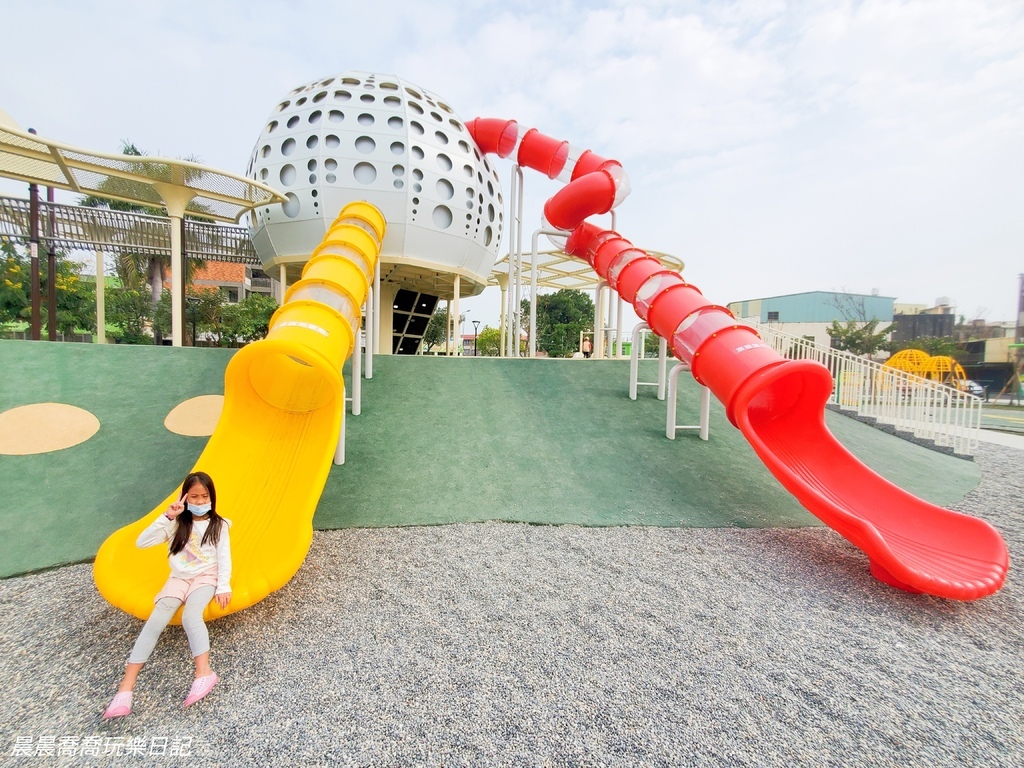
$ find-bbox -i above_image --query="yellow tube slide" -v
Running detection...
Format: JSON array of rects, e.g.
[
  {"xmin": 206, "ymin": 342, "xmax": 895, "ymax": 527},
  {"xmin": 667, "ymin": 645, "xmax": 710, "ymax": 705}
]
[{"xmin": 93, "ymin": 202, "xmax": 386, "ymax": 623}]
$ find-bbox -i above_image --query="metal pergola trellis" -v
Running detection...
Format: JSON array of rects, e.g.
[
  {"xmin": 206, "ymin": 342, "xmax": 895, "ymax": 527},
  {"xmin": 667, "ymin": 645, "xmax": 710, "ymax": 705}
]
[
  {"xmin": 0, "ymin": 109, "xmax": 284, "ymax": 344},
  {"xmin": 0, "ymin": 195, "xmax": 260, "ymax": 263}
]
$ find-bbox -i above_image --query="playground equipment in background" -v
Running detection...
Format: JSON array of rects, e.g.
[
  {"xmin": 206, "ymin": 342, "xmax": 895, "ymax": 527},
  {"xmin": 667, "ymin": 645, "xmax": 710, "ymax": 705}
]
[
  {"xmin": 926, "ymin": 356, "xmax": 968, "ymax": 386},
  {"xmin": 93, "ymin": 202, "xmax": 385, "ymax": 622},
  {"xmin": 885, "ymin": 349, "xmax": 970, "ymax": 389},
  {"xmin": 884, "ymin": 349, "xmax": 931, "ymax": 377},
  {"xmin": 467, "ymin": 117, "xmax": 1008, "ymax": 600}
]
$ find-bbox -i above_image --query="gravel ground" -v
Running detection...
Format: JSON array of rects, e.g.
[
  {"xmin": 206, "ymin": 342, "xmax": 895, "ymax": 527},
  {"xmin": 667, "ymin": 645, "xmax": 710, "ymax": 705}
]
[{"xmin": 1, "ymin": 442, "xmax": 1021, "ymax": 767}]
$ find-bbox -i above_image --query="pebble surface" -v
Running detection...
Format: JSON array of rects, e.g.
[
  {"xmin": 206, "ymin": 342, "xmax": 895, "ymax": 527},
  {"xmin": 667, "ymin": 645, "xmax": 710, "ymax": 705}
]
[{"xmin": 1, "ymin": 443, "xmax": 1021, "ymax": 767}]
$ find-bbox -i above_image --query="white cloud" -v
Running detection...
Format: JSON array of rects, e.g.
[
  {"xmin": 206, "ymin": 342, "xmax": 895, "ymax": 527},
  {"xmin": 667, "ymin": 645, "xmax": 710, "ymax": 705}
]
[{"xmin": 1, "ymin": 0, "xmax": 1022, "ymax": 326}]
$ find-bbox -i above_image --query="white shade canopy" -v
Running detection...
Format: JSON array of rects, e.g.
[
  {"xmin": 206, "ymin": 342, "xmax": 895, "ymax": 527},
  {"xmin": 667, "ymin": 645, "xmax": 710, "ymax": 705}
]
[{"xmin": 0, "ymin": 112, "xmax": 285, "ymax": 222}]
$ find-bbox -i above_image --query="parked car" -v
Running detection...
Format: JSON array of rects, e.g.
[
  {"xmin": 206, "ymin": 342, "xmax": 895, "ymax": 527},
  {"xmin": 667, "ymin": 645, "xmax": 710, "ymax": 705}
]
[{"xmin": 961, "ymin": 380, "xmax": 985, "ymax": 397}]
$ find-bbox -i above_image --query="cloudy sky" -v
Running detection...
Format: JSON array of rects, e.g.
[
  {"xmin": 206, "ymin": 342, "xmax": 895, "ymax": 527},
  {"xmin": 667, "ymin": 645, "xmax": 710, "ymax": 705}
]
[{"xmin": 2, "ymin": 0, "xmax": 1022, "ymax": 329}]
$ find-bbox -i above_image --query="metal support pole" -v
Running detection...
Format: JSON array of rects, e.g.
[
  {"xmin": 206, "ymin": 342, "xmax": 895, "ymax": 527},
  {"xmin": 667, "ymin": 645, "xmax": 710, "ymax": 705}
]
[
  {"xmin": 95, "ymin": 250, "xmax": 106, "ymax": 344},
  {"xmin": 615, "ymin": 295, "xmax": 623, "ymax": 358},
  {"xmin": 530, "ymin": 230, "xmax": 538, "ymax": 358},
  {"xmin": 505, "ymin": 272, "xmax": 512, "ymax": 356},
  {"xmin": 594, "ymin": 283, "xmax": 606, "ymax": 358},
  {"xmin": 46, "ymin": 188, "xmax": 56, "ymax": 341},
  {"xmin": 179, "ymin": 218, "xmax": 188, "ymax": 346},
  {"xmin": 657, "ymin": 336, "xmax": 668, "ymax": 400},
  {"xmin": 499, "ymin": 279, "xmax": 508, "ymax": 358},
  {"xmin": 372, "ymin": 260, "xmax": 381, "ymax": 359},
  {"xmin": 629, "ymin": 323, "xmax": 644, "ymax": 400},
  {"xmin": 699, "ymin": 386, "xmax": 711, "ymax": 441},
  {"xmin": 170, "ymin": 215, "xmax": 184, "ymax": 346},
  {"xmin": 629, "ymin": 323, "xmax": 668, "ymax": 400},
  {"xmin": 605, "ymin": 288, "xmax": 615, "ymax": 359},
  {"xmin": 510, "ymin": 165, "xmax": 524, "ymax": 357},
  {"xmin": 352, "ymin": 331, "xmax": 362, "ymax": 416},
  {"xmin": 28, "ymin": 177, "xmax": 40, "ymax": 340},
  {"xmin": 666, "ymin": 363, "xmax": 710, "ymax": 441},
  {"xmin": 334, "ymin": 384, "xmax": 346, "ymax": 465},
  {"xmin": 453, "ymin": 274, "xmax": 461, "ymax": 356},
  {"xmin": 529, "ymin": 228, "xmax": 562, "ymax": 358},
  {"xmin": 445, "ymin": 298, "xmax": 452, "ymax": 355},
  {"xmin": 278, "ymin": 264, "xmax": 287, "ymax": 303},
  {"xmin": 150, "ymin": 183, "xmax": 197, "ymax": 348},
  {"xmin": 364, "ymin": 285, "xmax": 373, "ymax": 379}
]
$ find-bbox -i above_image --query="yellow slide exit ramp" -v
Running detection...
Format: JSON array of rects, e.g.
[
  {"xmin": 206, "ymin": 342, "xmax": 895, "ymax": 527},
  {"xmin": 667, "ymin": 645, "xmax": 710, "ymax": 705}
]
[{"xmin": 93, "ymin": 202, "xmax": 385, "ymax": 623}]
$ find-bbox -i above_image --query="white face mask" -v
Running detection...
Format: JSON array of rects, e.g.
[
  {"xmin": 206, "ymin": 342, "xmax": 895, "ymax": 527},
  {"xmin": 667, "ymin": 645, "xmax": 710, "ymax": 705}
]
[{"xmin": 189, "ymin": 502, "xmax": 212, "ymax": 516}]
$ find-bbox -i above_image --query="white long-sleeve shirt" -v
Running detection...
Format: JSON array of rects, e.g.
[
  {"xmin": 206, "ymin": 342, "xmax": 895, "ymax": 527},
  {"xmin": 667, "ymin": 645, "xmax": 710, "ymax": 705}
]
[{"xmin": 136, "ymin": 514, "xmax": 232, "ymax": 594}]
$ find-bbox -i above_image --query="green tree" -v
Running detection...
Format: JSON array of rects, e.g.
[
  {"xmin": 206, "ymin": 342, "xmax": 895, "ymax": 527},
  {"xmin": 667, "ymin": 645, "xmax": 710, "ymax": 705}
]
[
  {"xmin": 155, "ymin": 290, "xmax": 277, "ymax": 347},
  {"xmin": 223, "ymin": 293, "xmax": 278, "ymax": 345},
  {"xmin": 196, "ymin": 290, "xmax": 228, "ymax": 345},
  {"xmin": 40, "ymin": 254, "xmax": 96, "ymax": 337},
  {"xmin": 1, "ymin": 241, "xmax": 95, "ymax": 337},
  {"xmin": 644, "ymin": 330, "xmax": 662, "ymax": 358},
  {"xmin": 153, "ymin": 289, "xmax": 172, "ymax": 341},
  {"xmin": 475, "ymin": 325, "xmax": 501, "ymax": 356},
  {"xmin": 524, "ymin": 289, "xmax": 594, "ymax": 359},
  {"xmin": 826, "ymin": 319, "xmax": 894, "ymax": 357},
  {"xmin": 0, "ymin": 240, "xmax": 29, "ymax": 326},
  {"xmin": 107, "ymin": 287, "xmax": 154, "ymax": 344},
  {"xmin": 888, "ymin": 336, "xmax": 961, "ymax": 358},
  {"xmin": 423, "ymin": 307, "xmax": 447, "ymax": 351},
  {"xmin": 422, "ymin": 307, "xmax": 465, "ymax": 353},
  {"xmin": 155, "ymin": 289, "xmax": 230, "ymax": 346}
]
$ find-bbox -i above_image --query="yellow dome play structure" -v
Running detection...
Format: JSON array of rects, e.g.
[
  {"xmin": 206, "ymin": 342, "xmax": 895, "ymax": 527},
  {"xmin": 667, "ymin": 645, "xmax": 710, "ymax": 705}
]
[
  {"xmin": 93, "ymin": 201, "xmax": 385, "ymax": 623},
  {"xmin": 884, "ymin": 349, "xmax": 931, "ymax": 377},
  {"xmin": 883, "ymin": 349, "xmax": 968, "ymax": 388},
  {"xmin": 925, "ymin": 355, "xmax": 968, "ymax": 386}
]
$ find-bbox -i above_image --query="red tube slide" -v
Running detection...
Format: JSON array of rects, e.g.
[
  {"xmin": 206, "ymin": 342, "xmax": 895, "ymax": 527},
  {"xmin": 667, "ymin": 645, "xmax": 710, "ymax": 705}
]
[{"xmin": 468, "ymin": 118, "xmax": 1008, "ymax": 600}]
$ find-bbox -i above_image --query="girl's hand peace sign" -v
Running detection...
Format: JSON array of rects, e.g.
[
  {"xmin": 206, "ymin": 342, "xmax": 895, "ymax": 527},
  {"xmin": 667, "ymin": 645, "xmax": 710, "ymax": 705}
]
[{"xmin": 165, "ymin": 494, "xmax": 186, "ymax": 520}]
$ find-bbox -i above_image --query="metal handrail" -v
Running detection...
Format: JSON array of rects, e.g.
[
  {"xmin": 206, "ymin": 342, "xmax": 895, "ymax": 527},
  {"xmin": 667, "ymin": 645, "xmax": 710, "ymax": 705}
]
[{"xmin": 748, "ymin": 320, "xmax": 982, "ymax": 456}]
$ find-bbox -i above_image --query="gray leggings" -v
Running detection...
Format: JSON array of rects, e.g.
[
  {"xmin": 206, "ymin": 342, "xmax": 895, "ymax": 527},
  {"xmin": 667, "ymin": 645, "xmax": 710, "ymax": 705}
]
[{"xmin": 127, "ymin": 586, "xmax": 216, "ymax": 664}]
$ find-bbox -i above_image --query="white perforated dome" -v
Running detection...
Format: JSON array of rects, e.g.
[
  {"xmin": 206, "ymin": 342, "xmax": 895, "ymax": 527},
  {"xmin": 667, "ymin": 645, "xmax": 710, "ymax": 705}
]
[{"xmin": 246, "ymin": 71, "xmax": 503, "ymax": 289}]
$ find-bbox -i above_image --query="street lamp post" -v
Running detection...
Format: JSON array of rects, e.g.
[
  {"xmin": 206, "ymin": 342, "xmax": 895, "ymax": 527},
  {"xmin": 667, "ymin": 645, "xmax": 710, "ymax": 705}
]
[{"xmin": 472, "ymin": 319, "xmax": 480, "ymax": 356}]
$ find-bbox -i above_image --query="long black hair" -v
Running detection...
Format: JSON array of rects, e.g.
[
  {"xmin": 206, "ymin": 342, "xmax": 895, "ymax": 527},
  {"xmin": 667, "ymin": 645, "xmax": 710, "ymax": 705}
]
[{"xmin": 169, "ymin": 471, "xmax": 225, "ymax": 555}]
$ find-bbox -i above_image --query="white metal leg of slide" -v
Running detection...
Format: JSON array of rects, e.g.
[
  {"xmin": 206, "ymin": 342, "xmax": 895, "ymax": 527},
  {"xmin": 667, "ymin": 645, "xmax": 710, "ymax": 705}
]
[
  {"xmin": 367, "ymin": 262, "xmax": 380, "ymax": 379},
  {"xmin": 364, "ymin": 289, "xmax": 373, "ymax": 380},
  {"xmin": 336, "ymin": 332, "xmax": 367, "ymax": 466},
  {"xmin": 666, "ymin": 363, "xmax": 710, "ymax": 441},
  {"xmin": 628, "ymin": 323, "xmax": 669, "ymax": 401},
  {"xmin": 334, "ymin": 383, "xmax": 347, "ymax": 466},
  {"xmin": 352, "ymin": 334, "xmax": 362, "ymax": 417}
]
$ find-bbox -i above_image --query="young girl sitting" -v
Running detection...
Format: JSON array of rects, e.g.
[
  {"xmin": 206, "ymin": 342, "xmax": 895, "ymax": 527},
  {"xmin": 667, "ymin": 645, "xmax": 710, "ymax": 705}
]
[{"xmin": 104, "ymin": 471, "xmax": 232, "ymax": 718}]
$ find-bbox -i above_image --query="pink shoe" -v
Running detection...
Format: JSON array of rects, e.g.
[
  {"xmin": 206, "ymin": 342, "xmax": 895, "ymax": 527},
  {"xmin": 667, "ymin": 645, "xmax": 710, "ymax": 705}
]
[
  {"xmin": 183, "ymin": 672, "xmax": 219, "ymax": 708},
  {"xmin": 103, "ymin": 691, "xmax": 132, "ymax": 719}
]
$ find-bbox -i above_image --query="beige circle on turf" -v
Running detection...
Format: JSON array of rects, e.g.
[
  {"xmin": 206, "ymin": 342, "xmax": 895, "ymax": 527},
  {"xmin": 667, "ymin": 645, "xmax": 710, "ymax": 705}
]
[
  {"xmin": 0, "ymin": 403, "xmax": 100, "ymax": 455},
  {"xmin": 164, "ymin": 395, "xmax": 224, "ymax": 436}
]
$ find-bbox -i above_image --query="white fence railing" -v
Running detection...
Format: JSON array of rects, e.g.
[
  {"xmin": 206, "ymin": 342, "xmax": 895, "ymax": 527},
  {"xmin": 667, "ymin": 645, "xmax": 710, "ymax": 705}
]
[{"xmin": 747, "ymin": 320, "xmax": 982, "ymax": 457}]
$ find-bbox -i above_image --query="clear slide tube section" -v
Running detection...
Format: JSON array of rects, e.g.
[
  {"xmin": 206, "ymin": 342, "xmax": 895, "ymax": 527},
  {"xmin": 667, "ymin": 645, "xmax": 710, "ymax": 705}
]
[{"xmin": 256, "ymin": 203, "xmax": 385, "ymax": 410}]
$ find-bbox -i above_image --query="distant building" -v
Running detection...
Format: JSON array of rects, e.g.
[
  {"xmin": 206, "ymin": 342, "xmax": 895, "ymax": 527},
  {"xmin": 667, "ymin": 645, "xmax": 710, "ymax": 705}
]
[
  {"xmin": 727, "ymin": 290, "xmax": 896, "ymax": 349},
  {"xmin": 893, "ymin": 302, "xmax": 927, "ymax": 316},
  {"xmin": 891, "ymin": 313, "xmax": 954, "ymax": 343},
  {"xmin": 1017, "ymin": 273, "xmax": 1024, "ymax": 344},
  {"xmin": 190, "ymin": 262, "xmax": 276, "ymax": 303},
  {"xmin": 165, "ymin": 262, "xmax": 277, "ymax": 304}
]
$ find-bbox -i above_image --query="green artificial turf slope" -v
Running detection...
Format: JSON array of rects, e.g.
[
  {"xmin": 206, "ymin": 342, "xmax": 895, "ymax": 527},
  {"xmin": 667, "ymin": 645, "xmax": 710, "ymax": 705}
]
[
  {"xmin": 0, "ymin": 341, "xmax": 981, "ymax": 577},
  {"xmin": 323, "ymin": 356, "xmax": 979, "ymax": 530}
]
